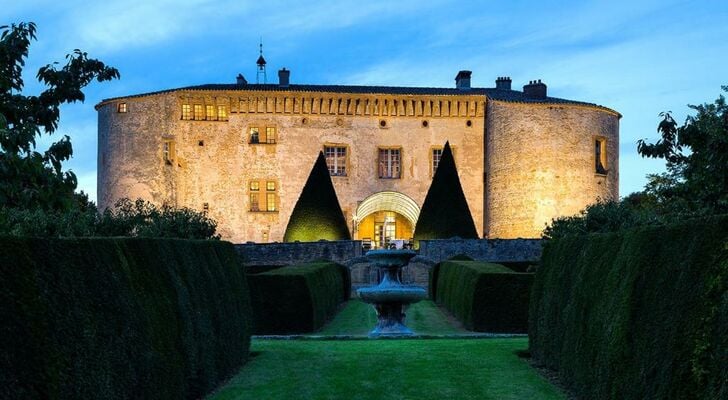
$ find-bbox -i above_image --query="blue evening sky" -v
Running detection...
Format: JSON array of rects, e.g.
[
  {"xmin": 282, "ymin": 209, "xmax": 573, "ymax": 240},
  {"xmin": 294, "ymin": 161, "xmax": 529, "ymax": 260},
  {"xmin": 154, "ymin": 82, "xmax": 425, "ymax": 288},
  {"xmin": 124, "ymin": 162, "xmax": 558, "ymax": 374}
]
[{"xmin": 4, "ymin": 0, "xmax": 727, "ymax": 204}]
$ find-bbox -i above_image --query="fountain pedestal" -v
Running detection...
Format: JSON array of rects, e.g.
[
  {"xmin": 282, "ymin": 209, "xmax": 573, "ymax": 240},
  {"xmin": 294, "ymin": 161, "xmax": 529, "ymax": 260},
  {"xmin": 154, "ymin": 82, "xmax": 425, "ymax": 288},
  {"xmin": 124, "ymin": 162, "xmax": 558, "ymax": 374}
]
[{"xmin": 357, "ymin": 250, "xmax": 426, "ymax": 337}]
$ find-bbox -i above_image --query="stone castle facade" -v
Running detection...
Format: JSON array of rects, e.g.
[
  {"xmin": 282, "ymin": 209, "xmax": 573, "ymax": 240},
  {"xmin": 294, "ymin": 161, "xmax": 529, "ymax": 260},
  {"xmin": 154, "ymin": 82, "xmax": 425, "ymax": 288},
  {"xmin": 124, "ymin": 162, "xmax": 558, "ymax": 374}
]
[{"xmin": 96, "ymin": 69, "xmax": 619, "ymax": 244}]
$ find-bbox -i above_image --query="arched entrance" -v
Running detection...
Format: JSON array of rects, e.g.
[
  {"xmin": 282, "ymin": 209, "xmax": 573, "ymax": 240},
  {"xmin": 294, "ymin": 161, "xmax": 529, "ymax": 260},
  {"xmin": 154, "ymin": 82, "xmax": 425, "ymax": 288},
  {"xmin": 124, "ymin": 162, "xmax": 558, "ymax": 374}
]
[{"xmin": 353, "ymin": 191, "xmax": 420, "ymax": 249}]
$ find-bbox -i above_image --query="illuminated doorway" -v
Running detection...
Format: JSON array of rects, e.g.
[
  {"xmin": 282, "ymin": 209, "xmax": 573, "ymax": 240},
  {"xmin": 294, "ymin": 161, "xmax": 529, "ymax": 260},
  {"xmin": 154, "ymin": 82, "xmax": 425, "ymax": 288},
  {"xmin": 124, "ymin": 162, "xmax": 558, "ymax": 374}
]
[{"xmin": 353, "ymin": 191, "xmax": 420, "ymax": 249}]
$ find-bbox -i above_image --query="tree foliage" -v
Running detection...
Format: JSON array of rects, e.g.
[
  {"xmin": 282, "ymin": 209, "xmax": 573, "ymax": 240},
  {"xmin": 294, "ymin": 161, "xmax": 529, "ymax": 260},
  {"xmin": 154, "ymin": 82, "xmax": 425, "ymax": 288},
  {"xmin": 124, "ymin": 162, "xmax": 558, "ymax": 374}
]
[
  {"xmin": 545, "ymin": 86, "xmax": 728, "ymax": 239},
  {"xmin": 637, "ymin": 86, "xmax": 728, "ymax": 214},
  {"xmin": 0, "ymin": 197, "xmax": 220, "ymax": 239},
  {"xmin": 0, "ymin": 22, "xmax": 119, "ymax": 211},
  {"xmin": 414, "ymin": 141, "xmax": 478, "ymax": 242},
  {"xmin": 283, "ymin": 151, "xmax": 351, "ymax": 242}
]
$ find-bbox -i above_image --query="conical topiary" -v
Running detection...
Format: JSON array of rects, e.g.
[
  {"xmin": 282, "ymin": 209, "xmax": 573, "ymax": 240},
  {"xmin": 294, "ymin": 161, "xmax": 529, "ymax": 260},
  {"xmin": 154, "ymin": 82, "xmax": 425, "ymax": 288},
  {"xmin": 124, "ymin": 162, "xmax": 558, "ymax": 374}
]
[
  {"xmin": 283, "ymin": 151, "xmax": 351, "ymax": 242},
  {"xmin": 414, "ymin": 141, "xmax": 478, "ymax": 241}
]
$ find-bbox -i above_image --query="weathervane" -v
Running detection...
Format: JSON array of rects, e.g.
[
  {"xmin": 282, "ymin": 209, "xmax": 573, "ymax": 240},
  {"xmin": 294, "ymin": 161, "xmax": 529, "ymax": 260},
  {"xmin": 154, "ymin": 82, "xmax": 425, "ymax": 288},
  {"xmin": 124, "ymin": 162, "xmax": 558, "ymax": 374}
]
[{"xmin": 256, "ymin": 38, "xmax": 267, "ymax": 84}]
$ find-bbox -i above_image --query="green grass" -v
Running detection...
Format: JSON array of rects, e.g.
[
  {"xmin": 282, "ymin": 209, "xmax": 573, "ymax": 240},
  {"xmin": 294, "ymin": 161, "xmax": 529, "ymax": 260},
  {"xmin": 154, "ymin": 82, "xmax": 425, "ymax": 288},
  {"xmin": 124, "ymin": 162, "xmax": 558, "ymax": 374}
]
[
  {"xmin": 208, "ymin": 338, "xmax": 565, "ymax": 400},
  {"xmin": 317, "ymin": 300, "xmax": 468, "ymax": 335}
]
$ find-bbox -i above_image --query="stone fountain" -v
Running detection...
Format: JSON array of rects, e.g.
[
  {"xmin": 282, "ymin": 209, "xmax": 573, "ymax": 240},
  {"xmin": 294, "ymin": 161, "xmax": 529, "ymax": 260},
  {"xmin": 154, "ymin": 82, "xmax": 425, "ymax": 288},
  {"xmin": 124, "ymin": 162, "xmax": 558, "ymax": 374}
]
[{"xmin": 357, "ymin": 249, "xmax": 427, "ymax": 337}]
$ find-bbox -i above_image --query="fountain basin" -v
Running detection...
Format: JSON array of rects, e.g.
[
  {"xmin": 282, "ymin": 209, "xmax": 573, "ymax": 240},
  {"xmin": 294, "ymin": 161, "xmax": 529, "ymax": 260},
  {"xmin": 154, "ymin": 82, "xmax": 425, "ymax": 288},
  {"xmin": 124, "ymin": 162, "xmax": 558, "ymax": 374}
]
[
  {"xmin": 358, "ymin": 286, "xmax": 426, "ymax": 304},
  {"xmin": 356, "ymin": 249, "xmax": 426, "ymax": 337}
]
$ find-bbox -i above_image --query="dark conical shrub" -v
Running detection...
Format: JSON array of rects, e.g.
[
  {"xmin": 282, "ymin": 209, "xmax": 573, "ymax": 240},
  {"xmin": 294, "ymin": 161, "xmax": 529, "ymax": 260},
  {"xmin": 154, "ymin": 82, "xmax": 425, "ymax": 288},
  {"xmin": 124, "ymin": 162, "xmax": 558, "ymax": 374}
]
[
  {"xmin": 283, "ymin": 152, "xmax": 351, "ymax": 242},
  {"xmin": 414, "ymin": 141, "xmax": 478, "ymax": 241}
]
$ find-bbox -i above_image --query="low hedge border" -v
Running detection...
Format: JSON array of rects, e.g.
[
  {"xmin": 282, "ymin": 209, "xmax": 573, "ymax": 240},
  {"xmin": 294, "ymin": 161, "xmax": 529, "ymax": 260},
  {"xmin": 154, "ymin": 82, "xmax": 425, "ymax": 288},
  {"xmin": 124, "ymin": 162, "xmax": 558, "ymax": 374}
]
[
  {"xmin": 0, "ymin": 237, "xmax": 252, "ymax": 400},
  {"xmin": 434, "ymin": 260, "xmax": 533, "ymax": 333},
  {"xmin": 529, "ymin": 215, "xmax": 728, "ymax": 399},
  {"xmin": 248, "ymin": 261, "xmax": 350, "ymax": 334}
]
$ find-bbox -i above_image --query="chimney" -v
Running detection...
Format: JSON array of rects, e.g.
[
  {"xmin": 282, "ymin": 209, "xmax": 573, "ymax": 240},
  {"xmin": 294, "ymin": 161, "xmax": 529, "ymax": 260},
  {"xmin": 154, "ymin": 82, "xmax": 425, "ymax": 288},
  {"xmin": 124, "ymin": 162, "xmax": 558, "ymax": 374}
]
[
  {"xmin": 278, "ymin": 68, "xmax": 290, "ymax": 87},
  {"xmin": 495, "ymin": 76, "xmax": 512, "ymax": 90},
  {"xmin": 523, "ymin": 79, "xmax": 547, "ymax": 99},
  {"xmin": 455, "ymin": 70, "xmax": 472, "ymax": 90},
  {"xmin": 236, "ymin": 73, "xmax": 247, "ymax": 85}
]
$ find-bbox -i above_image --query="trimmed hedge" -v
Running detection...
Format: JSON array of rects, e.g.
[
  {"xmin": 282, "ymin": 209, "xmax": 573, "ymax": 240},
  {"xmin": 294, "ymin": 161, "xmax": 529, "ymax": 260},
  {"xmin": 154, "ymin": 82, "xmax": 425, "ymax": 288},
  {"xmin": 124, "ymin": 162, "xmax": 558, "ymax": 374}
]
[
  {"xmin": 529, "ymin": 216, "xmax": 728, "ymax": 400},
  {"xmin": 434, "ymin": 260, "xmax": 533, "ymax": 333},
  {"xmin": 414, "ymin": 142, "xmax": 478, "ymax": 243},
  {"xmin": 0, "ymin": 237, "xmax": 252, "ymax": 400},
  {"xmin": 248, "ymin": 261, "xmax": 350, "ymax": 334},
  {"xmin": 283, "ymin": 152, "xmax": 351, "ymax": 242}
]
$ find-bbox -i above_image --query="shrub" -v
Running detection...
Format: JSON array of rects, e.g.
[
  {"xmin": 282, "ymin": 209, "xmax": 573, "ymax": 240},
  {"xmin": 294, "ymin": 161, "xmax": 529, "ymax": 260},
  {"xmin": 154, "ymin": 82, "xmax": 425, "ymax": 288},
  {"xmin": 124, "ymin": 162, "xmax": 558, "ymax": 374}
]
[
  {"xmin": 97, "ymin": 198, "xmax": 220, "ymax": 239},
  {"xmin": 434, "ymin": 260, "xmax": 533, "ymax": 333},
  {"xmin": 0, "ymin": 198, "xmax": 220, "ymax": 239},
  {"xmin": 0, "ymin": 237, "xmax": 252, "ymax": 400},
  {"xmin": 414, "ymin": 142, "xmax": 478, "ymax": 243},
  {"xmin": 247, "ymin": 261, "xmax": 350, "ymax": 334},
  {"xmin": 283, "ymin": 152, "xmax": 351, "ymax": 242},
  {"xmin": 529, "ymin": 215, "xmax": 728, "ymax": 399}
]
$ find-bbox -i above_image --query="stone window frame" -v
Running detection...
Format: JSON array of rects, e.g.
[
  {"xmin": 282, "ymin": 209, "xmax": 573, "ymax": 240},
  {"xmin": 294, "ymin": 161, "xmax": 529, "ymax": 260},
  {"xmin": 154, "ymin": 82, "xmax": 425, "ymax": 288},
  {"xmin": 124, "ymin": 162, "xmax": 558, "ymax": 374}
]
[
  {"xmin": 264, "ymin": 126, "xmax": 277, "ymax": 144},
  {"xmin": 117, "ymin": 102, "xmax": 128, "ymax": 113},
  {"xmin": 205, "ymin": 105, "xmax": 217, "ymax": 121},
  {"xmin": 181, "ymin": 104, "xmax": 192, "ymax": 120},
  {"xmin": 248, "ymin": 179, "xmax": 279, "ymax": 213},
  {"xmin": 594, "ymin": 135, "xmax": 608, "ymax": 175},
  {"xmin": 266, "ymin": 181, "xmax": 277, "ymax": 212},
  {"xmin": 217, "ymin": 105, "xmax": 228, "ymax": 121},
  {"xmin": 377, "ymin": 146, "xmax": 402, "ymax": 179},
  {"xmin": 430, "ymin": 145, "xmax": 456, "ymax": 178},
  {"xmin": 324, "ymin": 143, "xmax": 349, "ymax": 177},
  {"xmin": 193, "ymin": 104, "xmax": 204, "ymax": 121},
  {"xmin": 247, "ymin": 125, "xmax": 278, "ymax": 145},
  {"xmin": 162, "ymin": 140, "xmax": 175, "ymax": 165}
]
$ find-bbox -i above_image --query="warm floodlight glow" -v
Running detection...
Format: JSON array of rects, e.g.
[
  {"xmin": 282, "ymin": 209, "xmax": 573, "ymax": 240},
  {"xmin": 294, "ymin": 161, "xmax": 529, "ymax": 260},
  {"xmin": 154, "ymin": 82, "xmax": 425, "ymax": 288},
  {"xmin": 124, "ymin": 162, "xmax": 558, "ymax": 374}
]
[{"xmin": 354, "ymin": 191, "xmax": 420, "ymax": 227}]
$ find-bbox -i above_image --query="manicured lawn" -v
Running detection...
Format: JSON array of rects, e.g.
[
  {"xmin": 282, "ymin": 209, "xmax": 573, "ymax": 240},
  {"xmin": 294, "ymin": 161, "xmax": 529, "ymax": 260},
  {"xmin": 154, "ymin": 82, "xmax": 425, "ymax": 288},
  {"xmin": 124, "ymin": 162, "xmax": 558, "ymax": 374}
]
[
  {"xmin": 318, "ymin": 299, "xmax": 469, "ymax": 335},
  {"xmin": 208, "ymin": 338, "xmax": 564, "ymax": 400}
]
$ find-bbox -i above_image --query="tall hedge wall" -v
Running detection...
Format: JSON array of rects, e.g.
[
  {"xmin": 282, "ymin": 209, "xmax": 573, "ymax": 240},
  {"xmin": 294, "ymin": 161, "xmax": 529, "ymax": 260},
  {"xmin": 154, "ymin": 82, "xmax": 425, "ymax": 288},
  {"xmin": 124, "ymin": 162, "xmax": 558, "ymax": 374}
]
[
  {"xmin": 247, "ymin": 261, "xmax": 350, "ymax": 334},
  {"xmin": 0, "ymin": 237, "xmax": 252, "ymax": 400},
  {"xmin": 434, "ymin": 260, "xmax": 533, "ymax": 332},
  {"xmin": 529, "ymin": 216, "xmax": 728, "ymax": 399}
]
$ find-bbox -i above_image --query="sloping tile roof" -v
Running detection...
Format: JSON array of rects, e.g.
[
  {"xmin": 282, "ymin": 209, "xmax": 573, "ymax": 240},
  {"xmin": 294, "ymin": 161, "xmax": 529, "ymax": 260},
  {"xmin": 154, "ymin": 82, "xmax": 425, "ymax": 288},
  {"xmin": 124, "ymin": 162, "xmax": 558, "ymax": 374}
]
[{"xmin": 97, "ymin": 83, "xmax": 619, "ymax": 115}]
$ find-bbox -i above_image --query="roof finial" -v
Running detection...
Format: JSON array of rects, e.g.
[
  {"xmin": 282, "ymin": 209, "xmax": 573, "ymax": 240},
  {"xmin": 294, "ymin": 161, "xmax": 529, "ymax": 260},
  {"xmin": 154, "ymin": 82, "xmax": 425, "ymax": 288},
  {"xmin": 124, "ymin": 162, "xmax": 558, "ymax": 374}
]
[{"xmin": 256, "ymin": 37, "xmax": 267, "ymax": 84}]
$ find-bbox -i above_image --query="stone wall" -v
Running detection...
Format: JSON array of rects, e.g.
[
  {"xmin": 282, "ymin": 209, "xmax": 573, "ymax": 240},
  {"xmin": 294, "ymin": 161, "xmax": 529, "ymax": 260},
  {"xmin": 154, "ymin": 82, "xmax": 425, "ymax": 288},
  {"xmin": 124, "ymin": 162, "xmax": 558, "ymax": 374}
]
[
  {"xmin": 98, "ymin": 89, "xmax": 485, "ymax": 243},
  {"xmin": 98, "ymin": 86, "xmax": 619, "ymax": 243},
  {"xmin": 417, "ymin": 238, "xmax": 543, "ymax": 263},
  {"xmin": 235, "ymin": 240, "xmax": 362, "ymax": 266}
]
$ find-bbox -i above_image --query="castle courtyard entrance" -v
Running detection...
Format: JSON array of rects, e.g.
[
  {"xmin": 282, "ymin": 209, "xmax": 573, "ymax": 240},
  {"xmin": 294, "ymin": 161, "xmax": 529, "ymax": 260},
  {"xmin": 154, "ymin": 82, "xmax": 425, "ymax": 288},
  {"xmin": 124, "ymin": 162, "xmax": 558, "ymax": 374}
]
[{"xmin": 353, "ymin": 191, "xmax": 420, "ymax": 249}]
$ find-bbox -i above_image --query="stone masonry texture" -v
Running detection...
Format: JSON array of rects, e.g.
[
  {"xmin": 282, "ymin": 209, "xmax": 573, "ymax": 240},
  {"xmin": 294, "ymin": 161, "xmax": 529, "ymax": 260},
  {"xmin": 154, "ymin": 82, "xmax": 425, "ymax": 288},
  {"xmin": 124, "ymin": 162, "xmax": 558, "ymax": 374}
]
[{"xmin": 97, "ymin": 82, "xmax": 619, "ymax": 242}]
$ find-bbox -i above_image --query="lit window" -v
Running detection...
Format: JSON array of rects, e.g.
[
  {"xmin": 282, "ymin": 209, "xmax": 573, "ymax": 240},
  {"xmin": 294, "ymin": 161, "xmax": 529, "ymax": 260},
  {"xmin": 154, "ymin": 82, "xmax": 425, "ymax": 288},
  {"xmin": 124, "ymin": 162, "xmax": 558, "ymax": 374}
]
[
  {"xmin": 249, "ymin": 180, "xmax": 277, "ymax": 212},
  {"xmin": 193, "ymin": 104, "xmax": 204, "ymax": 120},
  {"xmin": 181, "ymin": 104, "xmax": 192, "ymax": 120},
  {"xmin": 595, "ymin": 138, "xmax": 607, "ymax": 174},
  {"xmin": 265, "ymin": 127, "xmax": 277, "ymax": 144},
  {"xmin": 378, "ymin": 148, "xmax": 401, "ymax": 179},
  {"xmin": 217, "ymin": 105, "xmax": 228, "ymax": 121},
  {"xmin": 206, "ymin": 105, "xmax": 216, "ymax": 121},
  {"xmin": 249, "ymin": 127, "xmax": 260, "ymax": 144},
  {"xmin": 266, "ymin": 194, "xmax": 277, "ymax": 211},
  {"xmin": 117, "ymin": 103, "xmax": 128, "ymax": 113},
  {"xmin": 325, "ymin": 145, "xmax": 347, "ymax": 176},
  {"xmin": 249, "ymin": 181, "xmax": 260, "ymax": 211},
  {"xmin": 432, "ymin": 148, "xmax": 443, "ymax": 176},
  {"xmin": 163, "ymin": 141, "xmax": 175, "ymax": 164},
  {"xmin": 266, "ymin": 181, "xmax": 277, "ymax": 211}
]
